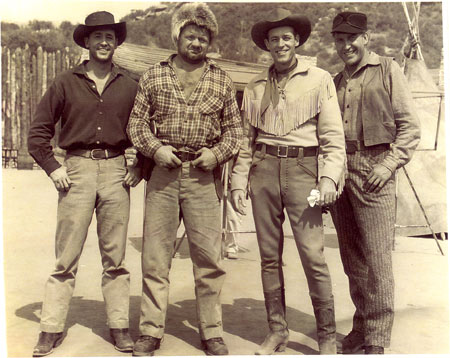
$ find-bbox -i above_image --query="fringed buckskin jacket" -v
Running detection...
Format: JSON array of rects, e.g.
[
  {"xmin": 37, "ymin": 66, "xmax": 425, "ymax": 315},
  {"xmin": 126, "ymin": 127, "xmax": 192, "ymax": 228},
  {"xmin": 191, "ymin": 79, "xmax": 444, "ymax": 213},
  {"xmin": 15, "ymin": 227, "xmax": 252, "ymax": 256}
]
[{"xmin": 231, "ymin": 58, "xmax": 346, "ymax": 194}]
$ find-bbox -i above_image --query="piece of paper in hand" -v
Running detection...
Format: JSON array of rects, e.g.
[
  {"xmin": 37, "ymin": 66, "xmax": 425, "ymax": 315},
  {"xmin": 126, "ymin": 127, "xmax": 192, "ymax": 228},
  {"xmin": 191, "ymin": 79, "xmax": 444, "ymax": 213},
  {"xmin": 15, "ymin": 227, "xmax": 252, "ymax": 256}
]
[{"xmin": 307, "ymin": 189, "xmax": 320, "ymax": 207}]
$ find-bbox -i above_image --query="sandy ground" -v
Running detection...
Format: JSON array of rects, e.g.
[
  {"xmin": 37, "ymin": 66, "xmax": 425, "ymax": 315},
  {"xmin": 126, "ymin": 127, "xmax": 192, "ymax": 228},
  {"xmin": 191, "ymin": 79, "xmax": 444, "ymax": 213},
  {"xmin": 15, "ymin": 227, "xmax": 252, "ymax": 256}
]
[{"xmin": 2, "ymin": 168, "xmax": 449, "ymax": 357}]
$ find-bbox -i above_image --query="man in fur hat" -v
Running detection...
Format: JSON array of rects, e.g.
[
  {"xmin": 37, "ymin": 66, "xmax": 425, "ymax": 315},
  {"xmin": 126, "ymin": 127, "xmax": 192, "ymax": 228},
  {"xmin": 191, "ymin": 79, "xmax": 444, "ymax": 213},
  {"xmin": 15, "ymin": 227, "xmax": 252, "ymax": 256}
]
[
  {"xmin": 28, "ymin": 11, "xmax": 141, "ymax": 357},
  {"xmin": 231, "ymin": 8, "xmax": 346, "ymax": 355},
  {"xmin": 127, "ymin": 3, "xmax": 242, "ymax": 356},
  {"xmin": 330, "ymin": 12, "xmax": 420, "ymax": 355}
]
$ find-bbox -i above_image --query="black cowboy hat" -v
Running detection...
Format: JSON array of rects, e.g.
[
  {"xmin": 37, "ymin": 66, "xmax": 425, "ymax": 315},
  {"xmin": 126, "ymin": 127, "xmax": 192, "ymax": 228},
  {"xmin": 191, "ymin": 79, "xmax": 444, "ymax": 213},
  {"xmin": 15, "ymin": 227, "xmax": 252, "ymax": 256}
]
[
  {"xmin": 73, "ymin": 11, "xmax": 126, "ymax": 49},
  {"xmin": 251, "ymin": 8, "xmax": 311, "ymax": 51}
]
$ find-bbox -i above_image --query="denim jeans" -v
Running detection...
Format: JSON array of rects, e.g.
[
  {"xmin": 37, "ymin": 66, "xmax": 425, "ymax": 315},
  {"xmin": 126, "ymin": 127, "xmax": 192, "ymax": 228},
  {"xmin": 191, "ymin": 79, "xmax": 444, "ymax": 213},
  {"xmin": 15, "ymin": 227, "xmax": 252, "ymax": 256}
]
[
  {"xmin": 139, "ymin": 163, "xmax": 225, "ymax": 340},
  {"xmin": 40, "ymin": 155, "xmax": 130, "ymax": 332},
  {"xmin": 249, "ymin": 150, "xmax": 333, "ymax": 303}
]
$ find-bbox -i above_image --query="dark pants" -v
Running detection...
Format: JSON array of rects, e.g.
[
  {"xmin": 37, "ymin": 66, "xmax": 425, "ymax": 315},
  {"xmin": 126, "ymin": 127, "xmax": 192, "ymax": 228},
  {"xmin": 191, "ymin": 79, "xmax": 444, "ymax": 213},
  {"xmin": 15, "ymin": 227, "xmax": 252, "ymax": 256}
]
[
  {"xmin": 249, "ymin": 150, "xmax": 333, "ymax": 304},
  {"xmin": 330, "ymin": 148, "xmax": 395, "ymax": 348}
]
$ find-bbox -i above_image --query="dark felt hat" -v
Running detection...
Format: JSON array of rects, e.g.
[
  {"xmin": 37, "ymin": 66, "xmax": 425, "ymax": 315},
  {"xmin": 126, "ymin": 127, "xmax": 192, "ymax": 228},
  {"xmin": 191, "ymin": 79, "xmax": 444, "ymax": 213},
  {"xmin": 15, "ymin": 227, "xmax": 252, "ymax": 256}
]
[
  {"xmin": 251, "ymin": 8, "xmax": 311, "ymax": 51},
  {"xmin": 331, "ymin": 11, "xmax": 367, "ymax": 34},
  {"xmin": 73, "ymin": 11, "xmax": 126, "ymax": 49}
]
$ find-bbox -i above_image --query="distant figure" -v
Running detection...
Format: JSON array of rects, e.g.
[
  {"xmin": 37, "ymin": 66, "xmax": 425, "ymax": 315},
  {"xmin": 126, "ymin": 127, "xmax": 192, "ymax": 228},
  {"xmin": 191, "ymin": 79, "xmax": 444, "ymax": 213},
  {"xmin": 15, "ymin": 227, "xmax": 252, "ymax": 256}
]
[
  {"xmin": 28, "ymin": 11, "xmax": 142, "ymax": 357},
  {"xmin": 330, "ymin": 11, "xmax": 420, "ymax": 355},
  {"xmin": 127, "ymin": 3, "xmax": 242, "ymax": 356},
  {"xmin": 231, "ymin": 8, "xmax": 346, "ymax": 355}
]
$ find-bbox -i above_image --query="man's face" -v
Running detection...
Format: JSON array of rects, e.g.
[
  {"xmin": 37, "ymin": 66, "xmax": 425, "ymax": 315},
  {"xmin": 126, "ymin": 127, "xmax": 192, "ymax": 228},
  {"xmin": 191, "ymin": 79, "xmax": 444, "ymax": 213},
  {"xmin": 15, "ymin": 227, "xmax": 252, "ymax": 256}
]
[
  {"xmin": 84, "ymin": 29, "xmax": 117, "ymax": 63},
  {"xmin": 177, "ymin": 24, "xmax": 210, "ymax": 64},
  {"xmin": 333, "ymin": 32, "xmax": 369, "ymax": 68},
  {"xmin": 264, "ymin": 26, "xmax": 299, "ymax": 67}
]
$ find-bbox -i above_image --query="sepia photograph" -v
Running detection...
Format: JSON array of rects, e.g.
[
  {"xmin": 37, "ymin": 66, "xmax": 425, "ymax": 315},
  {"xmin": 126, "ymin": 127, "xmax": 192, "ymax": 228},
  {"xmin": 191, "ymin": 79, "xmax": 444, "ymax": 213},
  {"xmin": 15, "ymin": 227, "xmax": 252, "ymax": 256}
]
[{"xmin": 1, "ymin": 0, "xmax": 448, "ymax": 356}]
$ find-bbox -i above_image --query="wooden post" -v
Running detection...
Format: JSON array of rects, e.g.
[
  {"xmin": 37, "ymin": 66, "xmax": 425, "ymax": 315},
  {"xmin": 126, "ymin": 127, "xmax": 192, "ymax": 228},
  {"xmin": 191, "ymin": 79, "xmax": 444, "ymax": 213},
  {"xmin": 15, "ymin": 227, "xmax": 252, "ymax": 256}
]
[
  {"xmin": 14, "ymin": 47, "xmax": 23, "ymax": 151},
  {"xmin": 4, "ymin": 48, "xmax": 12, "ymax": 150},
  {"xmin": 42, "ymin": 50, "xmax": 48, "ymax": 94},
  {"xmin": 55, "ymin": 50, "xmax": 61, "ymax": 75},
  {"xmin": 31, "ymin": 54, "xmax": 37, "ymax": 125},
  {"xmin": 18, "ymin": 45, "xmax": 34, "ymax": 169},
  {"xmin": 10, "ymin": 51, "xmax": 17, "ymax": 152}
]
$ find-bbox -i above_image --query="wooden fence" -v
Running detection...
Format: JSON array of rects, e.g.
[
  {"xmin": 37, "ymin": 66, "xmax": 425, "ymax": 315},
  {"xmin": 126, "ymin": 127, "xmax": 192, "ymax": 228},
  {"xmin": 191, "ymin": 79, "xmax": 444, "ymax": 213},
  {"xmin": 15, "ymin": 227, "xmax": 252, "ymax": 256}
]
[{"xmin": 1, "ymin": 45, "xmax": 80, "ymax": 168}]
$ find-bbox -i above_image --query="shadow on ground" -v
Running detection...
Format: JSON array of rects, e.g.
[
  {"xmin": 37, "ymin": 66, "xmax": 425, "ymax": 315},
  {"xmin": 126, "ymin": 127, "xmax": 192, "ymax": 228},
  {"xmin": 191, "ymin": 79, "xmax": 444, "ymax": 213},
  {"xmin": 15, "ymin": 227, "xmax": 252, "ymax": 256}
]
[{"xmin": 15, "ymin": 296, "xmax": 327, "ymax": 354}]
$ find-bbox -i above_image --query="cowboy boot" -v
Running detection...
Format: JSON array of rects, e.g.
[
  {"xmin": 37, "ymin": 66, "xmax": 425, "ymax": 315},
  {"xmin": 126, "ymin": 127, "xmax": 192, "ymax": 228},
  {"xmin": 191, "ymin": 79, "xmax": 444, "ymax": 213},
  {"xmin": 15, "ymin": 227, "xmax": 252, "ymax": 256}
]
[
  {"xmin": 312, "ymin": 299, "xmax": 337, "ymax": 355},
  {"xmin": 255, "ymin": 289, "xmax": 289, "ymax": 355}
]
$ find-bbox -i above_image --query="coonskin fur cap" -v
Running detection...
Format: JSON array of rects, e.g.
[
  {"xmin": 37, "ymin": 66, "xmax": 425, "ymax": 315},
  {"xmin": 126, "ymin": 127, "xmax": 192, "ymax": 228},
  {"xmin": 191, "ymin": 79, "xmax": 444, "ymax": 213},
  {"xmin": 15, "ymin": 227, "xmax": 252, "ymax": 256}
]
[{"xmin": 171, "ymin": 2, "xmax": 218, "ymax": 47}]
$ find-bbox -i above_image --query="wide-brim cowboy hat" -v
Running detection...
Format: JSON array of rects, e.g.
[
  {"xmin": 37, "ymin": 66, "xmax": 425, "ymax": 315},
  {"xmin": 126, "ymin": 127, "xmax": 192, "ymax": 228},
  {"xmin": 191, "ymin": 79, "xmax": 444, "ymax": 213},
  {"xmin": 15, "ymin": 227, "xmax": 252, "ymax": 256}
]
[
  {"xmin": 73, "ymin": 11, "xmax": 127, "ymax": 49},
  {"xmin": 251, "ymin": 8, "xmax": 311, "ymax": 51}
]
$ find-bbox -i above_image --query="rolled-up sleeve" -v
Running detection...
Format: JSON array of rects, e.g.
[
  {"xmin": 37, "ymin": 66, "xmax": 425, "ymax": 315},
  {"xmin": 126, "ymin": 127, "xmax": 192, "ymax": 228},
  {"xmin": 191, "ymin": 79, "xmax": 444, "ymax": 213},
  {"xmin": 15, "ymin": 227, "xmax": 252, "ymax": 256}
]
[{"xmin": 380, "ymin": 60, "xmax": 421, "ymax": 172}]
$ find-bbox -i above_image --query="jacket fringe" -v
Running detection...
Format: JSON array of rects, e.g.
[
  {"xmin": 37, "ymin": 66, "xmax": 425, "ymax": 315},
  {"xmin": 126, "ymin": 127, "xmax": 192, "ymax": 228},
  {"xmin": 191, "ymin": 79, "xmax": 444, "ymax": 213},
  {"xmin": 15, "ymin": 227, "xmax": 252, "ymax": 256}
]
[{"xmin": 243, "ymin": 74, "xmax": 333, "ymax": 136}]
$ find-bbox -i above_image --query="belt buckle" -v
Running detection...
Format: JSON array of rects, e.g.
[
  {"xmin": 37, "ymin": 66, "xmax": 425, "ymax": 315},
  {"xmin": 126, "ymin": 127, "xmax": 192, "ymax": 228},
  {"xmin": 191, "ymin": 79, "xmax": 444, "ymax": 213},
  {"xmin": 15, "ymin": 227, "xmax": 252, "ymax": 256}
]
[
  {"xmin": 277, "ymin": 145, "xmax": 288, "ymax": 158},
  {"xmin": 90, "ymin": 149, "xmax": 107, "ymax": 160}
]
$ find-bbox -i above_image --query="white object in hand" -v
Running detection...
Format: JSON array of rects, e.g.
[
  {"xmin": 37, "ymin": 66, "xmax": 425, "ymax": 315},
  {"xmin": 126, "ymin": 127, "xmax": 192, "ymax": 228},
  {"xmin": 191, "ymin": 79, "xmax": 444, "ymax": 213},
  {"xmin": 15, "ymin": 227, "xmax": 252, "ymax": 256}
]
[{"xmin": 307, "ymin": 189, "xmax": 320, "ymax": 207}]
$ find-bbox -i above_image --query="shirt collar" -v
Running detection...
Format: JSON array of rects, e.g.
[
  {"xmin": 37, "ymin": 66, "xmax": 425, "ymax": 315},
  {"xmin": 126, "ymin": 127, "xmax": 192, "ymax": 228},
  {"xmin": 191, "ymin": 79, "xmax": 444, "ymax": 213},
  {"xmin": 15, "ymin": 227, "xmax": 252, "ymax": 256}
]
[
  {"xmin": 73, "ymin": 60, "xmax": 122, "ymax": 79},
  {"xmin": 254, "ymin": 55, "xmax": 310, "ymax": 83}
]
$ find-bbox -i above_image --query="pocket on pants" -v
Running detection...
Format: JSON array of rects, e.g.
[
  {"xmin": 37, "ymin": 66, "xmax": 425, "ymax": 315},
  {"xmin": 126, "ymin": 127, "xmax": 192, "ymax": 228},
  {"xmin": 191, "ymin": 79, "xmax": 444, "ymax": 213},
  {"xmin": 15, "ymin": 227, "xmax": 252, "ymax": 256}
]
[{"xmin": 296, "ymin": 156, "xmax": 318, "ymax": 180}]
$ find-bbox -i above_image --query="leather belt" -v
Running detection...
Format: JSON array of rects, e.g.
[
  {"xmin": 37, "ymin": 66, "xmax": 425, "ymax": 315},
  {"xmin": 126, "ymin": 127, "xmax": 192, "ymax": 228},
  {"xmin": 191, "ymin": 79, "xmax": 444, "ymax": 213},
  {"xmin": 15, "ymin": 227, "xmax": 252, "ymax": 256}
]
[
  {"xmin": 174, "ymin": 150, "xmax": 199, "ymax": 162},
  {"xmin": 67, "ymin": 148, "xmax": 124, "ymax": 160},
  {"xmin": 345, "ymin": 141, "xmax": 390, "ymax": 154},
  {"xmin": 256, "ymin": 143, "xmax": 318, "ymax": 158}
]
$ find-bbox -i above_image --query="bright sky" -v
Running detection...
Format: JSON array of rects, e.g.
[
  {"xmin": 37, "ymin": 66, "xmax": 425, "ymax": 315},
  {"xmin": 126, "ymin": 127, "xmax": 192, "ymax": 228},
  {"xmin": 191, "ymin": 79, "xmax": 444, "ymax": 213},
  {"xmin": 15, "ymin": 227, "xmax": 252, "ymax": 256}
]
[{"xmin": 1, "ymin": 0, "xmax": 159, "ymax": 25}]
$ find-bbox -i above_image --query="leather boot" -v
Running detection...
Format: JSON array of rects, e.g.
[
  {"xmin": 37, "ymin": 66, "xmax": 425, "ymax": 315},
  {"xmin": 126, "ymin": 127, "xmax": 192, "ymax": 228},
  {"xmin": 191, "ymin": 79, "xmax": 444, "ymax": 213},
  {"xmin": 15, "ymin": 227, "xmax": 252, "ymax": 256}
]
[
  {"xmin": 255, "ymin": 289, "xmax": 289, "ymax": 355},
  {"xmin": 312, "ymin": 299, "xmax": 337, "ymax": 355}
]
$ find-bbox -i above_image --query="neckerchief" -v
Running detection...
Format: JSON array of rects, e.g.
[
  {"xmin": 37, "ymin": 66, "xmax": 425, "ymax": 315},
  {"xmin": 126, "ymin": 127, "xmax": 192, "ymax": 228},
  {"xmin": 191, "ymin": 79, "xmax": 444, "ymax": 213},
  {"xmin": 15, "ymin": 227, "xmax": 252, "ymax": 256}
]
[{"xmin": 260, "ymin": 59, "xmax": 298, "ymax": 117}]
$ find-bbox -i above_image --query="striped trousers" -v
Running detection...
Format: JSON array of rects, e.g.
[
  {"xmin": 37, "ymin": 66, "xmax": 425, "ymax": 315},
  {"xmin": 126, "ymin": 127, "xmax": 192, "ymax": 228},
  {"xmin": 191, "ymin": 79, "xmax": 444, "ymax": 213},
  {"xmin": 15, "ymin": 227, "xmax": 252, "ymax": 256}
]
[{"xmin": 330, "ymin": 148, "xmax": 395, "ymax": 348}]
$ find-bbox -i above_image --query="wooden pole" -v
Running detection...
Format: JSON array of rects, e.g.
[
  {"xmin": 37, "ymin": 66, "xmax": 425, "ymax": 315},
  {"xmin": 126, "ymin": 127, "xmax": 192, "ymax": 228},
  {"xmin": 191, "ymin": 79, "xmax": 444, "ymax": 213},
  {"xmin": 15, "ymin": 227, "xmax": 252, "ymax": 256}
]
[
  {"xmin": 10, "ymin": 51, "xmax": 17, "ymax": 152},
  {"xmin": 4, "ymin": 48, "xmax": 12, "ymax": 149},
  {"xmin": 18, "ymin": 45, "xmax": 34, "ymax": 169}
]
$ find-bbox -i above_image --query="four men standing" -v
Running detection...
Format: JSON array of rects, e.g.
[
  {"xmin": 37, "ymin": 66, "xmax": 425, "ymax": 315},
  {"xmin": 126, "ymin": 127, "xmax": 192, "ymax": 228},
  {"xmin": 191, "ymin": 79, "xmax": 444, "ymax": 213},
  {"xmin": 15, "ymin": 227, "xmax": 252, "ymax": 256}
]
[{"xmin": 27, "ymin": 4, "xmax": 422, "ymax": 357}]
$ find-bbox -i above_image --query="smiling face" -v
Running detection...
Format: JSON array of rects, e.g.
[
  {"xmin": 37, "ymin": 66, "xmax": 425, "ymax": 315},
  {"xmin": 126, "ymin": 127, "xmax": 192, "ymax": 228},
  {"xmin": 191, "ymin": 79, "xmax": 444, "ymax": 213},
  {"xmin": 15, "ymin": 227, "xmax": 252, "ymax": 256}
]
[
  {"xmin": 177, "ymin": 24, "xmax": 211, "ymax": 64},
  {"xmin": 264, "ymin": 26, "xmax": 299, "ymax": 71},
  {"xmin": 84, "ymin": 29, "xmax": 117, "ymax": 63},
  {"xmin": 333, "ymin": 31, "xmax": 369, "ymax": 70}
]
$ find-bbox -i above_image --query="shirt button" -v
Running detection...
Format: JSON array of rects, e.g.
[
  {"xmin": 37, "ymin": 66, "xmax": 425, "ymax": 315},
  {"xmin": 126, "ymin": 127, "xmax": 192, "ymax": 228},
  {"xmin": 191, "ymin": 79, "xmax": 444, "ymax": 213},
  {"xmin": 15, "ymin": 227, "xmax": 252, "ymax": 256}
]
[
  {"xmin": 346, "ymin": 104, "xmax": 350, "ymax": 108},
  {"xmin": 97, "ymin": 127, "xmax": 102, "ymax": 130},
  {"xmin": 96, "ymin": 141, "xmax": 100, "ymax": 144},
  {"xmin": 345, "ymin": 120, "xmax": 349, "ymax": 123},
  {"xmin": 100, "ymin": 99, "xmax": 103, "ymax": 102},
  {"xmin": 99, "ymin": 111, "xmax": 103, "ymax": 115},
  {"xmin": 348, "ymin": 88, "xmax": 352, "ymax": 92}
]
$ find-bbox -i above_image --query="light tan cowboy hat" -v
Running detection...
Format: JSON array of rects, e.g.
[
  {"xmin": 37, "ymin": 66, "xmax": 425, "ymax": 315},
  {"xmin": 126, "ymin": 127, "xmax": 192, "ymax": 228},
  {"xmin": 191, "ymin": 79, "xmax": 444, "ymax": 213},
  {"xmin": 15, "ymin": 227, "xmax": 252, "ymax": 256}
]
[
  {"xmin": 73, "ymin": 11, "xmax": 127, "ymax": 49},
  {"xmin": 251, "ymin": 8, "xmax": 311, "ymax": 51}
]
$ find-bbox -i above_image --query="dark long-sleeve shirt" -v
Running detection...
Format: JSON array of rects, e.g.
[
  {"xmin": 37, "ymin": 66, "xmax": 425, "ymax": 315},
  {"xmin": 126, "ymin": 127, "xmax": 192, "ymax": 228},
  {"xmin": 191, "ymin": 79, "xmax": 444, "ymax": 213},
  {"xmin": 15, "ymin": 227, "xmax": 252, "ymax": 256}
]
[{"xmin": 28, "ymin": 61, "xmax": 138, "ymax": 175}]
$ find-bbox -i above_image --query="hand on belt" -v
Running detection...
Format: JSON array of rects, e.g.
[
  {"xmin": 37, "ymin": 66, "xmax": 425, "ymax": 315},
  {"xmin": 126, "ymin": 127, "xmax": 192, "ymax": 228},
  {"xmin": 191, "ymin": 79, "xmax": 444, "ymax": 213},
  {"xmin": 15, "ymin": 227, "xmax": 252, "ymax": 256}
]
[
  {"xmin": 174, "ymin": 150, "xmax": 200, "ymax": 162},
  {"xmin": 256, "ymin": 143, "xmax": 318, "ymax": 158},
  {"xmin": 67, "ymin": 148, "xmax": 123, "ymax": 160}
]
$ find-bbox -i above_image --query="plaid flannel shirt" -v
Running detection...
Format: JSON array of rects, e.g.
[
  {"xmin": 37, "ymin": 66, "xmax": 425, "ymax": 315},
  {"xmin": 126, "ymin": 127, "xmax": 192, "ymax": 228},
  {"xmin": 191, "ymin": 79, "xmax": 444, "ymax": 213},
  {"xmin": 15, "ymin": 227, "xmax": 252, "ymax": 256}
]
[{"xmin": 127, "ymin": 55, "xmax": 242, "ymax": 165}]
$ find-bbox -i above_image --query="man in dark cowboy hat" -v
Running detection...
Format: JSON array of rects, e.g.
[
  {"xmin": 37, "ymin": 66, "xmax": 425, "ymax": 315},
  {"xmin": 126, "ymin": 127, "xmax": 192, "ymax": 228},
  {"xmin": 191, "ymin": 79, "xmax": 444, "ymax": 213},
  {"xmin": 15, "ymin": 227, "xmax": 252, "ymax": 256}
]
[
  {"xmin": 330, "ymin": 12, "xmax": 420, "ymax": 355},
  {"xmin": 127, "ymin": 3, "xmax": 242, "ymax": 356},
  {"xmin": 28, "ymin": 11, "xmax": 141, "ymax": 356},
  {"xmin": 231, "ymin": 7, "xmax": 345, "ymax": 355}
]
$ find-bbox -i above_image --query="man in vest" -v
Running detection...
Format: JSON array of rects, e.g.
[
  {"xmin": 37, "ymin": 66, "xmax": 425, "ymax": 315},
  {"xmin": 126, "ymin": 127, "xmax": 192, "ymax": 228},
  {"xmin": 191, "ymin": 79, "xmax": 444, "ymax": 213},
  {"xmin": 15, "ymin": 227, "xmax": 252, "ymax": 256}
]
[{"xmin": 330, "ymin": 11, "xmax": 420, "ymax": 354}]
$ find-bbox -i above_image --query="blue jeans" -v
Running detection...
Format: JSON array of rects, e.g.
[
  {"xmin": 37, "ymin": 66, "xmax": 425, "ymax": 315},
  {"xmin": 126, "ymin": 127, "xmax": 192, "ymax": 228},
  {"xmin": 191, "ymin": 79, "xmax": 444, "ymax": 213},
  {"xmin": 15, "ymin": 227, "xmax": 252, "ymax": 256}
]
[
  {"xmin": 40, "ymin": 155, "xmax": 130, "ymax": 332},
  {"xmin": 249, "ymin": 150, "xmax": 333, "ymax": 304},
  {"xmin": 139, "ymin": 163, "xmax": 225, "ymax": 340}
]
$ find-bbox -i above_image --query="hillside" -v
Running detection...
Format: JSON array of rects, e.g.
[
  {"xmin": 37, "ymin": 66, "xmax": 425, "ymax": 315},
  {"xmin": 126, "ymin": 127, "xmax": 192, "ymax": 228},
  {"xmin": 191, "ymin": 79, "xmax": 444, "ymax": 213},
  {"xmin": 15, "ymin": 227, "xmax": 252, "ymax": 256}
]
[{"xmin": 122, "ymin": 2, "xmax": 443, "ymax": 73}]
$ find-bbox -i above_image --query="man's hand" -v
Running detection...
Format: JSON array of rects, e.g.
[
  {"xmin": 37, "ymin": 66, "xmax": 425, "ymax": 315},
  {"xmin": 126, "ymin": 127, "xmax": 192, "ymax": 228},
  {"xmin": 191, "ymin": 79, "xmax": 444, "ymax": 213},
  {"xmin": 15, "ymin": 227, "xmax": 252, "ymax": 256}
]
[
  {"xmin": 317, "ymin": 176, "xmax": 337, "ymax": 206},
  {"xmin": 124, "ymin": 147, "xmax": 138, "ymax": 167},
  {"xmin": 231, "ymin": 189, "xmax": 247, "ymax": 215},
  {"xmin": 49, "ymin": 166, "xmax": 71, "ymax": 192},
  {"xmin": 153, "ymin": 145, "xmax": 182, "ymax": 169},
  {"xmin": 124, "ymin": 166, "xmax": 143, "ymax": 187},
  {"xmin": 364, "ymin": 164, "xmax": 393, "ymax": 193},
  {"xmin": 191, "ymin": 147, "xmax": 218, "ymax": 171}
]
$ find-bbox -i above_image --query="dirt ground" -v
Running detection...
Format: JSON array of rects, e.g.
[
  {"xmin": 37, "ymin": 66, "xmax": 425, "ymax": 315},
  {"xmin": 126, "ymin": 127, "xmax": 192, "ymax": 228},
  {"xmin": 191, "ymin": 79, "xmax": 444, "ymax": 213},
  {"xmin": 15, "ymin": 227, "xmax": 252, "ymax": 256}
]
[{"xmin": 2, "ymin": 168, "xmax": 449, "ymax": 357}]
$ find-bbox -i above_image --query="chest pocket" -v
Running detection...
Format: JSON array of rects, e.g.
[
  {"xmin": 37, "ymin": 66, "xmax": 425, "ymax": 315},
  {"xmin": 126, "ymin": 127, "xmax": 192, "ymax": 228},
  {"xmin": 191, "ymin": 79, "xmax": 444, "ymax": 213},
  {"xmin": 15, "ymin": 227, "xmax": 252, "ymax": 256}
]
[
  {"xmin": 199, "ymin": 90, "xmax": 224, "ymax": 115},
  {"xmin": 153, "ymin": 88, "xmax": 177, "ymax": 116}
]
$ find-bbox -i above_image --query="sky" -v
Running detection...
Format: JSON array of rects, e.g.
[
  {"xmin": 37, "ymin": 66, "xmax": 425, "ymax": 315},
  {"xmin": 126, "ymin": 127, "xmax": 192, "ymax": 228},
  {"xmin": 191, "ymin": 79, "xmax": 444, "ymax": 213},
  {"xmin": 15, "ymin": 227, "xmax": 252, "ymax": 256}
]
[{"xmin": 1, "ymin": 0, "xmax": 160, "ymax": 25}]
